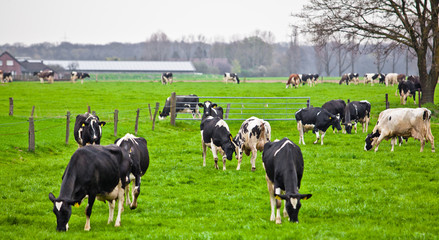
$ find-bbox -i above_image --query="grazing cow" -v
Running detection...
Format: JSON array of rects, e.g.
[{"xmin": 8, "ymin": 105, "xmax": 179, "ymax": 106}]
[
  {"xmin": 234, "ymin": 117, "xmax": 271, "ymax": 171},
  {"xmin": 339, "ymin": 73, "xmax": 359, "ymax": 85},
  {"xmin": 48, "ymin": 144, "xmax": 132, "ymax": 231},
  {"xmin": 365, "ymin": 108, "xmax": 435, "ymax": 152},
  {"xmin": 286, "ymin": 74, "xmax": 300, "ymax": 88},
  {"xmin": 200, "ymin": 116, "xmax": 239, "ymax": 170},
  {"xmin": 322, "ymin": 99, "xmax": 346, "ymax": 132},
  {"xmin": 363, "ymin": 73, "xmax": 383, "ymax": 85},
  {"xmin": 224, "ymin": 72, "xmax": 240, "ymax": 84},
  {"xmin": 115, "ymin": 133, "xmax": 149, "ymax": 210},
  {"xmin": 344, "ymin": 100, "xmax": 371, "ymax": 134},
  {"xmin": 262, "ymin": 137, "xmax": 312, "ymax": 224},
  {"xmin": 159, "ymin": 94, "xmax": 200, "ymax": 120},
  {"xmin": 74, "ymin": 112, "xmax": 106, "ymax": 147},
  {"xmin": 34, "ymin": 70, "xmax": 55, "ymax": 83},
  {"xmin": 311, "ymin": 73, "xmax": 319, "ymax": 86},
  {"xmin": 295, "ymin": 107, "xmax": 342, "ymax": 145},
  {"xmin": 161, "ymin": 72, "xmax": 173, "ymax": 85},
  {"xmin": 398, "ymin": 80, "xmax": 417, "ymax": 105},
  {"xmin": 198, "ymin": 100, "xmax": 224, "ymax": 120},
  {"xmin": 385, "ymin": 73, "xmax": 399, "ymax": 86},
  {"xmin": 71, "ymin": 71, "xmax": 91, "ymax": 84},
  {"xmin": 0, "ymin": 71, "xmax": 13, "ymax": 83},
  {"xmin": 300, "ymin": 74, "xmax": 313, "ymax": 86}
]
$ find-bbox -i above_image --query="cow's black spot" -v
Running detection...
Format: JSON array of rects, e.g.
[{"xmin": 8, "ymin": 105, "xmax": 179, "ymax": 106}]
[
  {"xmin": 389, "ymin": 116, "xmax": 392, "ymax": 121},
  {"xmin": 242, "ymin": 123, "xmax": 249, "ymax": 133},
  {"xmin": 251, "ymin": 126, "xmax": 261, "ymax": 139}
]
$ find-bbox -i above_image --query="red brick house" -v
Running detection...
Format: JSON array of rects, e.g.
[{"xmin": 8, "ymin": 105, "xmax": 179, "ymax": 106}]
[{"xmin": 0, "ymin": 51, "xmax": 22, "ymax": 75}]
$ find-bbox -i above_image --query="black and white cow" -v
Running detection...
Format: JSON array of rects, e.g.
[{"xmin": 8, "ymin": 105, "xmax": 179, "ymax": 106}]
[
  {"xmin": 339, "ymin": 73, "xmax": 359, "ymax": 85},
  {"xmin": 115, "ymin": 133, "xmax": 149, "ymax": 210},
  {"xmin": 295, "ymin": 107, "xmax": 342, "ymax": 145},
  {"xmin": 262, "ymin": 137, "xmax": 312, "ymax": 224},
  {"xmin": 200, "ymin": 116, "xmax": 239, "ymax": 170},
  {"xmin": 234, "ymin": 117, "xmax": 271, "ymax": 171},
  {"xmin": 224, "ymin": 72, "xmax": 240, "ymax": 84},
  {"xmin": 321, "ymin": 99, "xmax": 346, "ymax": 133},
  {"xmin": 49, "ymin": 144, "xmax": 132, "ymax": 231},
  {"xmin": 71, "ymin": 71, "xmax": 91, "ymax": 84},
  {"xmin": 161, "ymin": 72, "xmax": 173, "ymax": 85},
  {"xmin": 300, "ymin": 74, "xmax": 313, "ymax": 86},
  {"xmin": 159, "ymin": 94, "xmax": 200, "ymax": 119},
  {"xmin": 34, "ymin": 70, "xmax": 55, "ymax": 83},
  {"xmin": 0, "ymin": 71, "xmax": 13, "ymax": 83},
  {"xmin": 344, "ymin": 100, "xmax": 371, "ymax": 134},
  {"xmin": 363, "ymin": 73, "xmax": 383, "ymax": 85},
  {"xmin": 198, "ymin": 100, "xmax": 224, "ymax": 120},
  {"xmin": 398, "ymin": 80, "xmax": 417, "ymax": 105},
  {"xmin": 407, "ymin": 75, "xmax": 422, "ymax": 91},
  {"xmin": 74, "ymin": 112, "xmax": 106, "ymax": 148}
]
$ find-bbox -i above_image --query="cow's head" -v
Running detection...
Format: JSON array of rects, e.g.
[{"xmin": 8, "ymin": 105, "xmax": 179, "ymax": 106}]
[
  {"xmin": 276, "ymin": 192, "xmax": 312, "ymax": 223},
  {"xmin": 344, "ymin": 122, "xmax": 353, "ymax": 134},
  {"xmin": 330, "ymin": 115, "xmax": 342, "ymax": 131},
  {"xmin": 49, "ymin": 193, "xmax": 77, "ymax": 231},
  {"xmin": 198, "ymin": 101, "xmax": 217, "ymax": 116},
  {"xmin": 223, "ymin": 134, "xmax": 239, "ymax": 161},
  {"xmin": 80, "ymin": 114, "xmax": 106, "ymax": 144},
  {"xmin": 364, "ymin": 131, "xmax": 380, "ymax": 151}
]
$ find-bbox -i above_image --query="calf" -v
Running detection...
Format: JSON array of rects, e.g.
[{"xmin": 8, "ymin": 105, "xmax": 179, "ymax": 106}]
[
  {"xmin": 200, "ymin": 116, "xmax": 239, "ymax": 170},
  {"xmin": 344, "ymin": 100, "xmax": 371, "ymax": 134},
  {"xmin": 115, "ymin": 133, "xmax": 149, "ymax": 210},
  {"xmin": 159, "ymin": 94, "xmax": 200, "ymax": 119},
  {"xmin": 34, "ymin": 70, "xmax": 55, "ymax": 83},
  {"xmin": 286, "ymin": 74, "xmax": 300, "ymax": 88},
  {"xmin": 49, "ymin": 144, "xmax": 131, "ymax": 231},
  {"xmin": 262, "ymin": 137, "xmax": 312, "ymax": 224},
  {"xmin": 365, "ymin": 108, "xmax": 435, "ymax": 152},
  {"xmin": 161, "ymin": 72, "xmax": 173, "ymax": 85},
  {"xmin": 71, "ymin": 71, "xmax": 91, "ymax": 84},
  {"xmin": 74, "ymin": 112, "xmax": 106, "ymax": 147},
  {"xmin": 198, "ymin": 100, "xmax": 224, "ymax": 120},
  {"xmin": 322, "ymin": 99, "xmax": 346, "ymax": 133},
  {"xmin": 295, "ymin": 107, "xmax": 342, "ymax": 145},
  {"xmin": 398, "ymin": 80, "xmax": 417, "ymax": 105},
  {"xmin": 224, "ymin": 72, "xmax": 240, "ymax": 84},
  {"xmin": 234, "ymin": 117, "xmax": 271, "ymax": 171}
]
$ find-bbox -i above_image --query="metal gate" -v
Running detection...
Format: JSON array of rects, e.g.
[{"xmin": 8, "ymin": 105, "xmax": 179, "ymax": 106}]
[{"xmin": 175, "ymin": 96, "xmax": 310, "ymax": 121}]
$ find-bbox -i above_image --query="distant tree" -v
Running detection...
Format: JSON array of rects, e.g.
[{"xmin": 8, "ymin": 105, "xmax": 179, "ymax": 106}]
[
  {"xmin": 145, "ymin": 31, "xmax": 171, "ymax": 61},
  {"xmin": 231, "ymin": 59, "xmax": 241, "ymax": 74},
  {"xmin": 301, "ymin": 0, "xmax": 439, "ymax": 104}
]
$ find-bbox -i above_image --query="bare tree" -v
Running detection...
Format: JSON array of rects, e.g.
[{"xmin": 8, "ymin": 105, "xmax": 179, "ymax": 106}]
[
  {"xmin": 314, "ymin": 40, "xmax": 337, "ymax": 76},
  {"xmin": 301, "ymin": 0, "xmax": 439, "ymax": 104},
  {"xmin": 145, "ymin": 31, "xmax": 171, "ymax": 61}
]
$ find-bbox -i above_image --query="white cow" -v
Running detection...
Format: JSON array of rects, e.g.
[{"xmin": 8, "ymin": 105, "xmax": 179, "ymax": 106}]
[
  {"xmin": 364, "ymin": 108, "xmax": 435, "ymax": 152},
  {"xmin": 234, "ymin": 117, "xmax": 271, "ymax": 171}
]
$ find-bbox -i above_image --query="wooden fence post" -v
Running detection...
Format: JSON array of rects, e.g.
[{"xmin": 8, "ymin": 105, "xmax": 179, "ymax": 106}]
[
  {"xmin": 307, "ymin": 99, "xmax": 310, "ymax": 108},
  {"xmin": 28, "ymin": 106, "xmax": 35, "ymax": 152},
  {"xmin": 135, "ymin": 108, "xmax": 140, "ymax": 135},
  {"xmin": 170, "ymin": 92, "xmax": 176, "ymax": 126},
  {"xmin": 152, "ymin": 102, "xmax": 159, "ymax": 131},
  {"xmin": 88, "ymin": 105, "xmax": 91, "ymax": 113},
  {"xmin": 65, "ymin": 111, "xmax": 70, "ymax": 145},
  {"xmin": 114, "ymin": 109, "xmax": 119, "ymax": 137},
  {"xmin": 385, "ymin": 94, "xmax": 389, "ymax": 109},
  {"xmin": 148, "ymin": 104, "xmax": 152, "ymax": 120},
  {"xmin": 225, "ymin": 104, "xmax": 231, "ymax": 120},
  {"xmin": 9, "ymin": 97, "xmax": 13, "ymax": 116}
]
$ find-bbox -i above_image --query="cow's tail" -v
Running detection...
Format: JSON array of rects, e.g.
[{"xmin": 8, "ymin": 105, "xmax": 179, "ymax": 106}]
[{"xmin": 257, "ymin": 122, "xmax": 267, "ymax": 151}]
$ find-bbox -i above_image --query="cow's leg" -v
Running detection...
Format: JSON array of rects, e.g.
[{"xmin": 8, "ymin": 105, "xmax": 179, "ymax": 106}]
[
  {"xmin": 274, "ymin": 187, "xmax": 282, "ymax": 224},
  {"xmin": 130, "ymin": 175, "xmax": 141, "ymax": 210},
  {"xmin": 313, "ymin": 131, "xmax": 320, "ymax": 144},
  {"xmin": 114, "ymin": 185, "xmax": 124, "ymax": 227},
  {"xmin": 297, "ymin": 122, "xmax": 305, "ymax": 145},
  {"xmin": 108, "ymin": 200, "xmax": 115, "ymax": 224},
  {"xmin": 250, "ymin": 146, "xmax": 257, "ymax": 171},
  {"xmin": 320, "ymin": 130, "xmax": 326, "ymax": 145},
  {"xmin": 354, "ymin": 122, "xmax": 358, "ymax": 134},
  {"xmin": 211, "ymin": 143, "xmax": 219, "ymax": 169},
  {"xmin": 236, "ymin": 154, "xmax": 242, "ymax": 171},
  {"xmin": 374, "ymin": 134, "xmax": 387, "ymax": 152},
  {"xmin": 84, "ymin": 196, "xmax": 96, "ymax": 231},
  {"xmin": 265, "ymin": 175, "xmax": 276, "ymax": 222},
  {"xmin": 390, "ymin": 138, "xmax": 396, "ymax": 152},
  {"xmin": 201, "ymin": 133, "xmax": 207, "ymax": 167},
  {"xmin": 420, "ymin": 138, "xmax": 426, "ymax": 152},
  {"xmin": 222, "ymin": 154, "xmax": 227, "ymax": 171},
  {"xmin": 125, "ymin": 184, "xmax": 131, "ymax": 206}
]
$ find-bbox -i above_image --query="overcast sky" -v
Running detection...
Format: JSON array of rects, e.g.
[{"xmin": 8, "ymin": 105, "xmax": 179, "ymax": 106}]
[{"xmin": 3, "ymin": 0, "xmax": 307, "ymax": 45}]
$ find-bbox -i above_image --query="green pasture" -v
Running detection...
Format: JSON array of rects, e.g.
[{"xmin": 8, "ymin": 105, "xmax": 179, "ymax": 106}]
[{"xmin": 0, "ymin": 80, "xmax": 438, "ymax": 239}]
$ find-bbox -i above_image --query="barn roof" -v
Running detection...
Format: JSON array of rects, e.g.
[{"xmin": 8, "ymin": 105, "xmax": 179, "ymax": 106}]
[{"xmin": 41, "ymin": 60, "xmax": 196, "ymax": 73}]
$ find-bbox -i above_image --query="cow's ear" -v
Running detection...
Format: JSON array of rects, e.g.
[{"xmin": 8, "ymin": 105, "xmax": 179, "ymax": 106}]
[
  {"xmin": 212, "ymin": 104, "xmax": 218, "ymax": 108},
  {"xmin": 198, "ymin": 103, "xmax": 204, "ymax": 108},
  {"xmin": 100, "ymin": 121, "xmax": 106, "ymax": 127},
  {"xmin": 49, "ymin": 193, "xmax": 56, "ymax": 202},
  {"xmin": 300, "ymin": 194, "xmax": 312, "ymax": 200}
]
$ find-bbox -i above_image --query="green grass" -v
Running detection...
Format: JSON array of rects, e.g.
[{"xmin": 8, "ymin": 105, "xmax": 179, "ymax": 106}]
[{"xmin": 0, "ymin": 80, "xmax": 438, "ymax": 239}]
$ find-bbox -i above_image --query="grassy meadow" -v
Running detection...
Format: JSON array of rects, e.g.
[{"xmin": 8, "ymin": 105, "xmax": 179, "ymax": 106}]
[{"xmin": 0, "ymin": 79, "xmax": 438, "ymax": 239}]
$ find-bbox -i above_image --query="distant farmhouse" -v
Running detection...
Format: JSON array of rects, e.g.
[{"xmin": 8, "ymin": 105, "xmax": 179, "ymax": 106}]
[{"xmin": 0, "ymin": 51, "xmax": 196, "ymax": 81}]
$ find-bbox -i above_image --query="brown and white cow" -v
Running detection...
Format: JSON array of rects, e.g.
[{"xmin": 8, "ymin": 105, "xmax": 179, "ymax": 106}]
[
  {"xmin": 286, "ymin": 74, "xmax": 300, "ymax": 88},
  {"xmin": 234, "ymin": 117, "xmax": 271, "ymax": 171},
  {"xmin": 34, "ymin": 70, "xmax": 55, "ymax": 83},
  {"xmin": 364, "ymin": 108, "xmax": 435, "ymax": 152}
]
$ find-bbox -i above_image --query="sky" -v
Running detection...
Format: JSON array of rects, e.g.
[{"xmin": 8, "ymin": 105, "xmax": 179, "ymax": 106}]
[{"xmin": 3, "ymin": 0, "xmax": 307, "ymax": 45}]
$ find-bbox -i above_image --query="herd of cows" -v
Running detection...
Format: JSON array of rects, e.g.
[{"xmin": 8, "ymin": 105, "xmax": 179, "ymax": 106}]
[{"xmin": 47, "ymin": 88, "xmax": 435, "ymax": 231}]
